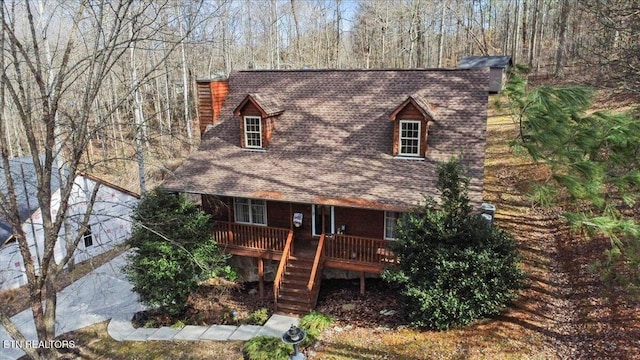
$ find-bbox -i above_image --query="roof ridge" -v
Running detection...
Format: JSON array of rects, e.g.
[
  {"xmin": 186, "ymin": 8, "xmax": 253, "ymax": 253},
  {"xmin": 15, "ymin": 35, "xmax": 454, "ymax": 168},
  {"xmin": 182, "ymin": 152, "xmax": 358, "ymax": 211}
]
[{"xmin": 237, "ymin": 68, "xmax": 480, "ymax": 73}]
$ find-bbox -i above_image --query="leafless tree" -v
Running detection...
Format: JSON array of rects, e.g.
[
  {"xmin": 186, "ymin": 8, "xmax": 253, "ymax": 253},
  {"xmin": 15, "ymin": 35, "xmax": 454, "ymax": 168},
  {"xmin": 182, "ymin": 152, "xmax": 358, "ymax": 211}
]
[{"xmin": 0, "ymin": 1, "xmax": 206, "ymax": 358}]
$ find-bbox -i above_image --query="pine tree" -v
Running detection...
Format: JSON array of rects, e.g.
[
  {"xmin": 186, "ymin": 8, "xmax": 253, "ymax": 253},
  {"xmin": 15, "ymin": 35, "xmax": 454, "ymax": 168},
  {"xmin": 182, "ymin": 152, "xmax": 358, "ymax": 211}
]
[{"xmin": 501, "ymin": 66, "xmax": 640, "ymax": 285}]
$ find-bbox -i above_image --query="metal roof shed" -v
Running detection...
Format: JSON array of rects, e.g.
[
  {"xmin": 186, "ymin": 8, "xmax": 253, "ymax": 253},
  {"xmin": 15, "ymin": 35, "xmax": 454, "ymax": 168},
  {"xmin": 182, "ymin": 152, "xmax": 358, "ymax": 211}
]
[{"xmin": 459, "ymin": 56, "xmax": 512, "ymax": 93}]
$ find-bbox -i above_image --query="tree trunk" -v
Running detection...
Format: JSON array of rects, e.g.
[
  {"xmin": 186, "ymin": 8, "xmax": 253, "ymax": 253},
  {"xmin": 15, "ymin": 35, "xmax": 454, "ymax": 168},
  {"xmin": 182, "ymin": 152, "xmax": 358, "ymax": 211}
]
[
  {"xmin": 555, "ymin": 0, "xmax": 570, "ymax": 77},
  {"xmin": 178, "ymin": 5, "xmax": 193, "ymax": 147},
  {"xmin": 291, "ymin": 0, "xmax": 301, "ymax": 64},
  {"xmin": 130, "ymin": 24, "xmax": 147, "ymax": 195},
  {"xmin": 437, "ymin": 2, "xmax": 445, "ymax": 68}
]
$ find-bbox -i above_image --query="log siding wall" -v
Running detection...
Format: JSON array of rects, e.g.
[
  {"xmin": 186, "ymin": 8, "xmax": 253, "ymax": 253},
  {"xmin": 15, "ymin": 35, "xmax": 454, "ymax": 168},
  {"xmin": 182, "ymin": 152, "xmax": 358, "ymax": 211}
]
[{"xmin": 203, "ymin": 195, "xmax": 386, "ymax": 241}]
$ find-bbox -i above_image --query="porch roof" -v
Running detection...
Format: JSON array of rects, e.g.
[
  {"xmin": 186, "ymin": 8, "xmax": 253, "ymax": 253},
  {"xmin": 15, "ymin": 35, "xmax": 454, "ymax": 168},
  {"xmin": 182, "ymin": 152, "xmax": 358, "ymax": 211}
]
[{"xmin": 163, "ymin": 69, "xmax": 489, "ymax": 211}]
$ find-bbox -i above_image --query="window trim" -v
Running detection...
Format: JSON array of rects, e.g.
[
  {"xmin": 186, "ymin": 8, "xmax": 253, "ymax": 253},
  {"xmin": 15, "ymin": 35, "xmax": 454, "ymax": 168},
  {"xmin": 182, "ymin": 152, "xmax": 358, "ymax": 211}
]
[
  {"xmin": 243, "ymin": 116, "xmax": 263, "ymax": 149},
  {"xmin": 233, "ymin": 198, "xmax": 268, "ymax": 226},
  {"xmin": 83, "ymin": 227, "xmax": 94, "ymax": 247},
  {"xmin": 398, "ymin": 119, "xmax": 421, "ymax": 157},
  {"xmin": 311, "ymin": 204, "xmax": 335, "ymax": 237},
  {"xmin": 384, "ymin": 211, "xmax": 401, "ymax": 240}
]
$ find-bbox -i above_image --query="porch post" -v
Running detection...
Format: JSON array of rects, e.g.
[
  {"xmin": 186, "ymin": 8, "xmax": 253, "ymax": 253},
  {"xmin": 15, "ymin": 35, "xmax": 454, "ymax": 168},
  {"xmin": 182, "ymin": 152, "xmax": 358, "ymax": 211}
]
[
  {"xmin": 289, "ymin": 203, "xmax": 294, "ymax": 254},
  {"xmin": 258, "ymin": 257, "xmax": 265, "ymax": 298},
  {"xmin": 227, "ymin": 199, "xmax": 234, "ymax": 243},
  {"xmin": 321, "ymin": 205, "xmax": 325, "ymax": 236},
  {"xmin": 289, "ymin": 203, "xmax": 293, "ymax": 230},
  {"xmin": 360, "ymin": 271, "xmax": 365, "ymax": 295}
]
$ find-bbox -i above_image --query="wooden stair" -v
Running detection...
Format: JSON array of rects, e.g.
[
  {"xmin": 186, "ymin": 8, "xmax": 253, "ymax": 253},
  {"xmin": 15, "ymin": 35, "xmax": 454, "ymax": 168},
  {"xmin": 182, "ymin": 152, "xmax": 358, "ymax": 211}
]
[{"xmin": 276, "ymin": 256, "xmax": 316, "ymax": 315}]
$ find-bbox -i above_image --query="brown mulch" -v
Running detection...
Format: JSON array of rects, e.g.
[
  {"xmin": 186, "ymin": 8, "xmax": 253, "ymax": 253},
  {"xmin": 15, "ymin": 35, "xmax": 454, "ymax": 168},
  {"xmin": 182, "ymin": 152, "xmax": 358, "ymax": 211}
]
[
  {"xmin": 315, "ymin": 278, "xmax": 403, "ymax": 328},
  {"xmin": 133, "ymin": 277, "xmax": 401, "ymax": 329},
  {"xmin": 132, "ymin": 279, "xmax": 275, "ymax": 327}
]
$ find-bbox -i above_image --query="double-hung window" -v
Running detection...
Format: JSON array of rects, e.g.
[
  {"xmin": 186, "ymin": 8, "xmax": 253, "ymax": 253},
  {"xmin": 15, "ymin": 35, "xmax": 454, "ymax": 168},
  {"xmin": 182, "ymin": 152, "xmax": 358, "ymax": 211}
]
[
  {"xmin": 399, "ymin": 120, "xmax": 421, "ymax": 156},
  {"xmin": 384, "ymin": 211, "xmax": 402, "ymax": 240},
  {"xmin": 234, "ymin": 198, "xmax": 267, "ymax": 225},
  {"xmin": 244, "ymin": 116, "xmax": 262, "ymax": 148}
]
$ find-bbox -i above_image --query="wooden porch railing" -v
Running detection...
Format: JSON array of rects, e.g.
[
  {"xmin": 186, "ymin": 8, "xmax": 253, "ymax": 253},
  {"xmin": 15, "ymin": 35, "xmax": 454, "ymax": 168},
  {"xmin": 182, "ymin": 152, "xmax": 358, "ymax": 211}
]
[
  {"xmin": 213, "ymin": 222, "xmax": 289, "ymax": 252},
  {"xmin": 307, "ymin": 233, "xmax": 325, "ymax": 307},
  {"xmin": 324, "ymin": 234, "xmax": 397, "ymax": 265},
  {"xmin": 273, "ymin": 230, "xmax": 294, "ymax": 309}
]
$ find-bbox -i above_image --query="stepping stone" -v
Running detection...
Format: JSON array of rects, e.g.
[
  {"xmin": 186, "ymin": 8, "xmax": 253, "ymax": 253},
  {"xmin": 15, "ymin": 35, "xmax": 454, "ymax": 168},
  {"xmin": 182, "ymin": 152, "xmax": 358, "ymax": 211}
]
[
  {"xmin": 124, "ymin": 327, "xmax": 158, "ymax": 341},
  {"xmin": 342, "ymin": 303, "xmax": 356, "ymax": 311},
  {"xmin": 258, "ymin": 314, "xmax": 299, "ymax": 338},
  {"xmin": 172, "ymin": 325, "xmax": 208, "ymax": 340},
  {"xmin": 228, "ymin": 325, "xmax": 262, "ymax": 341},
  {"xmin": 199, "ymin": 325, "xmax": 238, "ymax": 341},
  {"xmin": 107, "ymin": 318, "xmax": 137, "ymax": 341},
  {"xmin": 147, "ymin": 326, "xmax": 179, "ymax": 341}
]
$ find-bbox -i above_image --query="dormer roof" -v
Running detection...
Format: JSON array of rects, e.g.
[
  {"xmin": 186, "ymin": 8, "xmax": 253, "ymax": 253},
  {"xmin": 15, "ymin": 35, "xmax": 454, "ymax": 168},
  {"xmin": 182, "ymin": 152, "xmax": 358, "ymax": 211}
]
[
  {"xmin": 389, "ymin": 93, "xmax": 437, "ymax": 121},
  {"xmin": 233, "ymin": 93, "xmax": 284, "ymax": 118}
]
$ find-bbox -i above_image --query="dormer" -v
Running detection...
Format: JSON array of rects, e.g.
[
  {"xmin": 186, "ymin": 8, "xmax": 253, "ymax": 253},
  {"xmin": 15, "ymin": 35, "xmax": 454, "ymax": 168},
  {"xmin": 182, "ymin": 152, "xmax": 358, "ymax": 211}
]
[
  {"xmin": 233, "ymin": 94, "xmax": 284, "ymax": 149},
  {"xmin": 389, "ymin": 94, "xmax": 436, "ymax": 158}
]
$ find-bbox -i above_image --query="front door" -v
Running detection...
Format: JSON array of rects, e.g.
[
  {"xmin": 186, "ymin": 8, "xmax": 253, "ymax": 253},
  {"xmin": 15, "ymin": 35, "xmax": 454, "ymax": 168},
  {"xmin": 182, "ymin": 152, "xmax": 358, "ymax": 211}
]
[{"xmin": 312, "ymin": 204, "xmax": 334, "ymax": 236}]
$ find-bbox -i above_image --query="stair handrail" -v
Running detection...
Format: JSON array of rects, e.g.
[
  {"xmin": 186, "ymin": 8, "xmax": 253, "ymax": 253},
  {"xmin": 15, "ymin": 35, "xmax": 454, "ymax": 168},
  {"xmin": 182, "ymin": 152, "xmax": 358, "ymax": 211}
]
[
  {"xmin": 274, "ymin": 230, "xmax": 294, "ymax": 307},
  {"xmin": 307, "ymin": 233, "xmax": 326, "ymax": 293}
]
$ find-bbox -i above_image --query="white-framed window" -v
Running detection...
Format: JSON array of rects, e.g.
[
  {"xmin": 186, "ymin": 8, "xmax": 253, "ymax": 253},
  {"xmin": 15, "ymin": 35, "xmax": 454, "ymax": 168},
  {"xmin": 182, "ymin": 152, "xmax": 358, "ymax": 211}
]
[
  {"xmin": 83, "ymin": 227, "xmax": 94, "ymax": 247},
  {"xmin": 384, "ymin": 211, "xmax": 402, "ymax": 240},
  {"xmin": 234, "ymin": 198, "xmax": 267, "ymax": 225},
  {"xmin": 312, "ymin": 204, "xmax": 335, "ymax": 236},
  {"xmin": 244, "ymin": 116, "xmax": 262, "ymax": 148},
  {"xmin": 399, "ymin": 120, "xmax": 421, "ymax": 156}
]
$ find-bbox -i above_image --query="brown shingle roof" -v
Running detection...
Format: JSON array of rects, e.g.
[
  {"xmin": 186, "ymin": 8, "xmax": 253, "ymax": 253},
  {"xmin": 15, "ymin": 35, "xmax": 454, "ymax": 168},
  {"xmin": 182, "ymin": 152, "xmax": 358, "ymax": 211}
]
[
  {"xmin": 163, "ymin": 69, "xmax": 489, "ymax": 211},
  {"xmin": 234, "ymin": 94, "xmax": 284, "ymax": 117}
]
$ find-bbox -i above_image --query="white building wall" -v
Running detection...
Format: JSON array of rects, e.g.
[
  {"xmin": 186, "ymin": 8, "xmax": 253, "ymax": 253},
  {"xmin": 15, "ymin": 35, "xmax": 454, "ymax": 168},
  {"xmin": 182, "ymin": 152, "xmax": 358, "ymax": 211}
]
[{"xmin": 0, "ymin": 175, "xmax": 138, "ymax": 291}]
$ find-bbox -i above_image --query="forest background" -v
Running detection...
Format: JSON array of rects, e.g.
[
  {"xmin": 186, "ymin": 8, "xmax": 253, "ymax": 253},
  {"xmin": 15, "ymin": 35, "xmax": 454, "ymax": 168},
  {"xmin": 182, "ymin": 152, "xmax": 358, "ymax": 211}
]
[{"xmin": 3, "ymin": 0, "xmax": 637, "ymax": 194}]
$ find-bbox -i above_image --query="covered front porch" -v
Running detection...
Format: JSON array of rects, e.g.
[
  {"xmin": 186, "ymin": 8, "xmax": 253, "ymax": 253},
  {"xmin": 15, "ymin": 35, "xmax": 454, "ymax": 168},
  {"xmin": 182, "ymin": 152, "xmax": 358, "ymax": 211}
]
[
  {"xmin": 212, "ymin": 221, "xmax": 397, "ymax": 272},
  {"xmin": 212, "ymin": 221, "xmax": 397, "ymax": 314}
]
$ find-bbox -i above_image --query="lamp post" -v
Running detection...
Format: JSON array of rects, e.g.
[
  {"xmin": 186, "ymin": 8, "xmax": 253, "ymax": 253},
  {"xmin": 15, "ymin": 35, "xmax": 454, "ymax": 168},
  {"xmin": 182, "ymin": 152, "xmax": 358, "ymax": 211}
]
[{"xmin": 281, "ymin": 324, "xmax": 306, "ymax": 360}]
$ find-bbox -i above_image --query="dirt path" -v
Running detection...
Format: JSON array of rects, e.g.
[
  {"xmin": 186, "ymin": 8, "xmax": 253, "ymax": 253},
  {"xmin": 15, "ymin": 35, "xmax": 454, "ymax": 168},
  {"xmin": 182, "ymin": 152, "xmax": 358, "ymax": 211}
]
[{"xmin": 484, "ymin": 116, "xmax": 640, "ymax": 359}]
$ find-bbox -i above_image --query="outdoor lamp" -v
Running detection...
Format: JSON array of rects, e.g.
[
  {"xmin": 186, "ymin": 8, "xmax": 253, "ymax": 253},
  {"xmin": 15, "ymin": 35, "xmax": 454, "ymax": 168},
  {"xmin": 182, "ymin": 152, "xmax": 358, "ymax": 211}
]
[{"xmin": 281, "ymin": 324, "xmax": 306, "ymax": 360}]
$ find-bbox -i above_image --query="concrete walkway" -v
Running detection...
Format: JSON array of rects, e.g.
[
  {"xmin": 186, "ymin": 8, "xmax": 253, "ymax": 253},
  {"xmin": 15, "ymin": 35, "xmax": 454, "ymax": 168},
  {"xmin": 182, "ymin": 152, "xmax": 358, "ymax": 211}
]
[
  {"xmin": 108, "ymin": 313, "xmax": 298, "ymax": 342},
  {"xmin": 0, "ymin": 252, "xmax": 298, "ymax": 360}
]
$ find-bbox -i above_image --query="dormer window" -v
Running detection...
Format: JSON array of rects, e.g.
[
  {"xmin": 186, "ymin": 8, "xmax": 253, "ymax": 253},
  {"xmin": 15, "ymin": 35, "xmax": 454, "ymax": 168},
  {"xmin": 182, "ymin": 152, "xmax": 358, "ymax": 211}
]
[
  {"xmin": 234, "ymin": 94, "xmax": 284, "ymax": 150},
  {"xmin": 389, "ymin": 93, "xmax": 436, "ymax": 158},
  {"xmin": 244, "ymin": 116, "xmax": 262, "ymax": 148},
  {"xmin": 399, "ymin": 120, "xmax": 421, "ymax": 156}
]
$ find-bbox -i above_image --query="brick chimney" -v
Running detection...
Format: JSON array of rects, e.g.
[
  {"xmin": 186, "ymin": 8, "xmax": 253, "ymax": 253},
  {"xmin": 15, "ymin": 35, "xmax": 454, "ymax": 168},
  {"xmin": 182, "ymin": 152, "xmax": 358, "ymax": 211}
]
[{"xmin": 196, "ymin": 76, "xmax": 229, "ymax": 135}]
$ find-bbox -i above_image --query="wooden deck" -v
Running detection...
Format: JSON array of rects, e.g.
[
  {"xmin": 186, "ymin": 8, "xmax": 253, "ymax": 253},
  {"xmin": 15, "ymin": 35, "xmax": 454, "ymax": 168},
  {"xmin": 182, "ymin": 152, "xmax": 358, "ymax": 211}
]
[
  {"xmin": 212, "ymin": 222, "xmax": 396, "ymax": 273},
  {"xmin": 213, "ymin": 222, "xmax": 289, "ymax": 260},
  {"xmin": 324, "ymin": 234, "xmax": 398, "ymax": 273}
]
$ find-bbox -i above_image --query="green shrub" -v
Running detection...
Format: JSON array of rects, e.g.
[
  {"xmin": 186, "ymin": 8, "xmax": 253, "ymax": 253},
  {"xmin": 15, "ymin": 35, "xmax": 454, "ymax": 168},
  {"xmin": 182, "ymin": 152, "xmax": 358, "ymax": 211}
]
[
  {"xmin": 143, "ymin": 320, "xmax": 156, "ymax": 328},
  {"xmin": 171, "ymin": 320, "xmax": 185, "ymax": 329},
  {"xmin": 383, "ymin": 158, "xmax": 526, "ymax": 330},
  {"xmin": 298, "ymin": 311, "xmax": 334, "ymax": 347},
  {"xmin": 123, "ymin": 188, "xmax": 232, "ymax": 316},
  {"xmin": 243, "ymin": 336, "xmax": 291, "ymax": 360},
  {"xmin": 249, "ymin": 308, "xmax": 270, "ymax": 326}
]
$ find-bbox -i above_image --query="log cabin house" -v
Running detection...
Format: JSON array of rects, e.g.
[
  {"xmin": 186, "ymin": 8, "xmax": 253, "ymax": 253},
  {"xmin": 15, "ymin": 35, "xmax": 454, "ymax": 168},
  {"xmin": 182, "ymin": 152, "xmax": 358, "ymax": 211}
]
[{"xmin": 163, "ymin": 69, "xmax": 489, "ymax": 314}]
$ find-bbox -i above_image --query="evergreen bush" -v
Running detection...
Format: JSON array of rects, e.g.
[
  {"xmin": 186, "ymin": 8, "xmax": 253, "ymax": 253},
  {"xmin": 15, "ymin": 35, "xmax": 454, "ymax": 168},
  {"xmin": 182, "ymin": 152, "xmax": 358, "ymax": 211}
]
[
  {"xmin": 123, "ymin": 188, "xmax": 233, "ymax": 316},
  {"xmin": 383, "ymin": 159, "xmax": 526, "ymax": 330}
]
